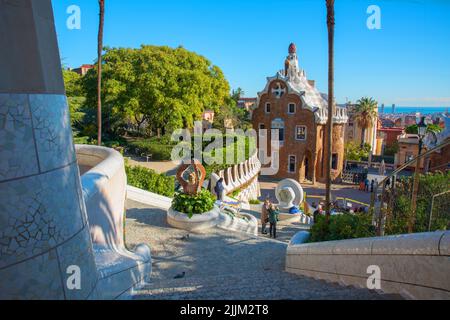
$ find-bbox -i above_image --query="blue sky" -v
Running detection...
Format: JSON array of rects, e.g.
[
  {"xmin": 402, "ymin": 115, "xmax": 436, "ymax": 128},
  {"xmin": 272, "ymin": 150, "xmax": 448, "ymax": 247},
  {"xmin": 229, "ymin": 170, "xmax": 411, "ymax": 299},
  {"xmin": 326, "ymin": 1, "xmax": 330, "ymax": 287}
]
[{"xmin": 52, "ymin": 0, "xmax": 450, "ymax": 107}]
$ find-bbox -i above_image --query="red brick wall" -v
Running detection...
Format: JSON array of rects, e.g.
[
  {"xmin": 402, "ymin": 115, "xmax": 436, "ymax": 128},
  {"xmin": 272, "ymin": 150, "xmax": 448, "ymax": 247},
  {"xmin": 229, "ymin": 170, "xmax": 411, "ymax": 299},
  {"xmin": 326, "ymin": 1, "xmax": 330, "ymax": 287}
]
[{"xmin": 252, "ymin": 79, "xmax": 345, "ymax": 183}]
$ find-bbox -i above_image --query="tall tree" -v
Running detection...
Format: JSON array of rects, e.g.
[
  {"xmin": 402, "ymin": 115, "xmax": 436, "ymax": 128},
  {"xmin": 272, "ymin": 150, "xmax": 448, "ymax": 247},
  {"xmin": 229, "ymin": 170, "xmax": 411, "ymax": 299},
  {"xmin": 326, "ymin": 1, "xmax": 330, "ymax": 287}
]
[
  {"xmin": 97, "ymin": 0, "xmax": 105, "ymax": 146},
  {"xmin": 325, "ymin": 0, "xmax": 335, "ymax": 219},
  {"xmin": 354, "ymin": 97, "xmax": 378, "ymax": 147},
  {"xmin": 81, "ymin": 46, "xmax": 231, "ymax": 136},
  {"xmin": 231, "ymin": 87, "xmax": 245, "ymax": 102}
]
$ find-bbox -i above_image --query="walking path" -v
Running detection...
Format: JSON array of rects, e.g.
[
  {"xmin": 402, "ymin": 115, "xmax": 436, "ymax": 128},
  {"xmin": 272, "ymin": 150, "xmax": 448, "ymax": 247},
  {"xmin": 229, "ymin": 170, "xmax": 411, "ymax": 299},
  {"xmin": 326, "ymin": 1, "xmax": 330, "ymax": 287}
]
[
  {"xmin": 125, "ymin": 156, "xmax": 178, "ymax": 175},
  {"xmin": 125, "ymin": 200, "xmax": 392, "ymax": 300}
]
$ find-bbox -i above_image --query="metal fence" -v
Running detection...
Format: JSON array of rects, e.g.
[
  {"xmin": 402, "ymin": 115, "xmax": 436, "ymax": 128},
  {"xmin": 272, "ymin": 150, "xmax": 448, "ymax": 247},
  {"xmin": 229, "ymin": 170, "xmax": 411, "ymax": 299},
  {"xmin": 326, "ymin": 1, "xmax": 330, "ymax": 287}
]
[{"xmin": 370, "ymin": 139, "xmax": 450, "ymax": 236}]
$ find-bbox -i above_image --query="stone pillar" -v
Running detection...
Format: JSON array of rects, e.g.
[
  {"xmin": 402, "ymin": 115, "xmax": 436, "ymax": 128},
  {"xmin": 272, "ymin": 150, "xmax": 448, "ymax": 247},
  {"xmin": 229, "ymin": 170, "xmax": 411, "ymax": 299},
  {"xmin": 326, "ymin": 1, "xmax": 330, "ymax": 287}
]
[{"xmin": 0, "ymin": 0, "xmax": 98, "ymax": 299}]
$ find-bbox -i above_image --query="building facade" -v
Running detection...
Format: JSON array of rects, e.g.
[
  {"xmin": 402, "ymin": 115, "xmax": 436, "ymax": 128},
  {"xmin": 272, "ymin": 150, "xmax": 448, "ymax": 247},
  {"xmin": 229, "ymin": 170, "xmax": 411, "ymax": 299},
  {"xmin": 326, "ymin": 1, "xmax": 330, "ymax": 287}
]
[
  {"xmin": 252, "ymin": 43, "xmax": 348, "ymax": 184},
  {"xmin": 72, "ymin": 64, "xmax": 94, "ymax": 76},
  {"xmin": 394, "ymin": 134, "xmax": 426, "ymax": 170},
  {"xmin": 343, "ymin": 103, "xmax": 382, "ymax": 155}
]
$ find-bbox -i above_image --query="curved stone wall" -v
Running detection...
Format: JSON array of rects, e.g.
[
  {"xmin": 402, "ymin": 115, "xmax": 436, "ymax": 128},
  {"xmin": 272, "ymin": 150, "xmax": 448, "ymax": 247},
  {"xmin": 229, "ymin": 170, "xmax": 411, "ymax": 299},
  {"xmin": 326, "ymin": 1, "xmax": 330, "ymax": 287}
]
[
  {"xmin": 76, "ymin": 145, "xmax": 152, "ymax": 299},
  {"xmin": 286, "ymin": 231, "xmax": 450, "ymax": 299}
]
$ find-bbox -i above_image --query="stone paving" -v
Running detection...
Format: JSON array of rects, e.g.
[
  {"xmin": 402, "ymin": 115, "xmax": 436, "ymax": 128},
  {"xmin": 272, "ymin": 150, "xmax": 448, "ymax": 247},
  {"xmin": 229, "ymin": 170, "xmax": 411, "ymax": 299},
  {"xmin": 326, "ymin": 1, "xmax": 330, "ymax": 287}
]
[
  {"xmin": 125, "ymin": 200, "xmax": 391, "ymax": 300},
  {"xmin": 259, "ymin": 177, "xmax": 373, "ymax": 206},
  {"xmin": 125, "ymin": 156, "xmax": 178, "ymax": 175}
]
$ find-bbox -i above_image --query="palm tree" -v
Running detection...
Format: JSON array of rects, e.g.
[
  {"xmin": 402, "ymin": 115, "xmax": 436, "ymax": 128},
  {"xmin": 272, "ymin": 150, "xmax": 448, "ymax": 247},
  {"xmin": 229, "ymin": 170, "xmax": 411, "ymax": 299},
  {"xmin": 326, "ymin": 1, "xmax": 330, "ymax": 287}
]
[
  {"xmin": 97, "ymin": 0, "xmax": 105, "ymax": 146},
  {"xmin": 354, "ymin": 97, "xmax": 378, "ymax": 148},
  {"xmin": 232, "ymin": 87, "xmax": 245, "ymax": 102},
  {"xmin": 325, "ymin": 0, "xmax": 335, "ymax": 220}
]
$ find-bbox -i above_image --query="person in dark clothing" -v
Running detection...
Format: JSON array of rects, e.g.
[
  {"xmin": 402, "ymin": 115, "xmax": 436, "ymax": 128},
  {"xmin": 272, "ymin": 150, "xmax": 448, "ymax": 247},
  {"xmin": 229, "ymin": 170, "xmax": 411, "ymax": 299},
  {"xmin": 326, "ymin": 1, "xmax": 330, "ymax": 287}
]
[
  {"xmin": 313, "ymin": 204, "xmax": 323, "ymax": 223},
  {"xmin": 214, "ymin": 178, "xmax": 225, "ymax": 201},
  {"xmin": 370, "ymin": 179, "xmax": 375, "ymax": 193},
  {"xmin": 364, "ymin": 178, "xmax": 370, "ymax": 192},
  {"xmin": 268, "ymin": 204, "xmax": 279, "ymax": 239}
]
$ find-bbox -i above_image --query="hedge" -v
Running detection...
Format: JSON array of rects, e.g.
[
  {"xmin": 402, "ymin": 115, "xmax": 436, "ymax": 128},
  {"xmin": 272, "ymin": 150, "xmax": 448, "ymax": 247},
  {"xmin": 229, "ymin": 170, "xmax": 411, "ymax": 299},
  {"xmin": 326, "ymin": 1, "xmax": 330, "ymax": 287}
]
[
  {"xmin": 309, "ymin": 213, "xmax": 376, "ymax": 243},
  {"xmin": 127, "ymin": 139, "xmax": 174, "ymax": 161},
  {"xmin": 125, "ymin": 164, "xmax": 175, "ymax": 197}
]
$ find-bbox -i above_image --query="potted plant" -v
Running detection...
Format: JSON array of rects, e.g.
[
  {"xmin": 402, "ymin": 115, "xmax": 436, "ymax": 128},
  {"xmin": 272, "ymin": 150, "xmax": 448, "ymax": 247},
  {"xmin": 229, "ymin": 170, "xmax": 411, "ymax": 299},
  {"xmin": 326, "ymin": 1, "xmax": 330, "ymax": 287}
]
[
  {"xmin": 171, "ymin": 189, "xmax": 216, "ymax": 218},
  {"xmin": 167, "ymin": 160, "xmax": 221, "ymax": 231}
]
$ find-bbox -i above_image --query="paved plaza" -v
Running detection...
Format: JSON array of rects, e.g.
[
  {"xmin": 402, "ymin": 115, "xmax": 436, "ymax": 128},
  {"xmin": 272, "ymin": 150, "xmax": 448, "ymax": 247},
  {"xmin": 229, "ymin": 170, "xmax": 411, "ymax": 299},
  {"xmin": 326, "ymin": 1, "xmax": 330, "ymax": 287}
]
[
  {"xmin": 259, "ymin": 177, "xmax": 373, "ymax": 206},
  {"xmin": 125, "ymin": 200, "xmax": 394, "ymax": 300}
]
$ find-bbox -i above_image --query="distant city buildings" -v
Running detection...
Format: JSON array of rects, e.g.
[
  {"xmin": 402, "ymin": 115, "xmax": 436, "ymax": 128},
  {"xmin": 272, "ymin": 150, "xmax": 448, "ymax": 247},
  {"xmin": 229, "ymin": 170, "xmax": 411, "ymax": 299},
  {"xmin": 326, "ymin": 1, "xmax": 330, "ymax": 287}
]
[
  {"xmin": 343, "ymin": 103, "xmax": 383, "ymax": 156},
  {"xmin": 72, "ymin": 64, "xmax": 94, "ymax": 76},
  {"xmin": 237, "ymin": 97, "xmax": 257, "ymax": 112},
  {"xmin": 202, "ymin": 110, "xmax": 215, "ymax": 131},
  {"xmin": 394, "ymin": 133, "xmax": 426, "ymax": 170}
]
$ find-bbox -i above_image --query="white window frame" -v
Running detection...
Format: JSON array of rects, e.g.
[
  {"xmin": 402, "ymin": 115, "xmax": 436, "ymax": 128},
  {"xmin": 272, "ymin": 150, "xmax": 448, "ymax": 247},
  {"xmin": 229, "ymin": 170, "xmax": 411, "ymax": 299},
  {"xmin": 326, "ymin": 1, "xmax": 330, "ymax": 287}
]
[
  {"xmin": 288, "ymin": 103, "xmax": 296, "ymax": 114},
  {"xmin": 265, "ymin": 103, "xmax": 271, "ymax": 114},
  {"xmin": 295, "ymin": 125, "xmax": 307, "ymax": 141},
  {"xmin": 288, "ymin": 155, "xmax": 297, "ymax": 173}
]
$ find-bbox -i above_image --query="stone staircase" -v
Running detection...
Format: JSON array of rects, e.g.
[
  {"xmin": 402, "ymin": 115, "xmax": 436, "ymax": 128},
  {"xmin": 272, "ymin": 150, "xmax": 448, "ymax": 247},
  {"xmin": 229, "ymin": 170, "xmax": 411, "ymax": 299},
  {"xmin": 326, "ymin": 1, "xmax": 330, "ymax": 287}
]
[
  {"xmin": 126, "ymin": 200, "xmax": 400, "ymax": 300},
  {"xmin": 134, "ymin": 270, "xmax": 395, "ymax": 300}
]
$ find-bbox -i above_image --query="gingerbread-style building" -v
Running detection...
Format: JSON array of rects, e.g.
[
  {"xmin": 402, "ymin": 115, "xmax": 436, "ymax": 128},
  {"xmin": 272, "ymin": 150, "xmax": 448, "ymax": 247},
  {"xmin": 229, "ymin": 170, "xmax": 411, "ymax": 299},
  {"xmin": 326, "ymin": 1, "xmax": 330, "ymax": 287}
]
[{"xmin": 252, "ymin": 43, "xmax": 348, "ymax": 183}]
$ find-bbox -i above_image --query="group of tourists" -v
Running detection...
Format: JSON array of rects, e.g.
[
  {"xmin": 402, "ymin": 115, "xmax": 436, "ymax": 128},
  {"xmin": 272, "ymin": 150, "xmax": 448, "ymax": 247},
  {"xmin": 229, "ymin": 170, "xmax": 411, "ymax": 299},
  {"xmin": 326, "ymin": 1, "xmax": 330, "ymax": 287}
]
[
  {"xmin": 260, "ymin": 199, "xmax": 279, "ymax": 239},
  {"xmin": 359, "ymin": 178, "xmax": 378, "ymax": 193}
]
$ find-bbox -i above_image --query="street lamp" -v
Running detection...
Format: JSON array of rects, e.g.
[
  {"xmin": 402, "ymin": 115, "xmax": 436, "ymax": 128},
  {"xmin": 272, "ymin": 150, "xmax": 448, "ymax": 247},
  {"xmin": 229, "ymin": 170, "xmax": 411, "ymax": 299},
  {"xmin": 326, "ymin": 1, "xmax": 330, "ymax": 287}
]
[
  {"xmin": 417, "ymin": 116, "xmax": 427, "ymax": 152},
  {"xmin": 409, "ymin": 116, "xmax": 427, "ymax": 233}
]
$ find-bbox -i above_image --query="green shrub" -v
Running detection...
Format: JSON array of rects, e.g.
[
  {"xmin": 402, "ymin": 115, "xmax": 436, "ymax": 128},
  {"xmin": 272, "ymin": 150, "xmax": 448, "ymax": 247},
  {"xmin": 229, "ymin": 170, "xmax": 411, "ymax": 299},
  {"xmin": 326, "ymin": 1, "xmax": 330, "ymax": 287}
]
[
  {"xmin": 385, "ymin": 171, "xmax": 450, "ymax": 234},
  {"xmin": 309, "ymin": 213, "xmax": 376, "ymax": 243},
  {"xmin": 249, "ymin": 199, "xmax": 261, "ymax": 205},
  {"xmin": 125, "ymin": 164, "xmax": 175, "ymax": 197},
  {"xmin": 172, "ymin": 189, "xmax": 216, "ymax": 218},
  {"xmin": 127, "ymin": 139, "xmax": 174, "ymax": 161}
]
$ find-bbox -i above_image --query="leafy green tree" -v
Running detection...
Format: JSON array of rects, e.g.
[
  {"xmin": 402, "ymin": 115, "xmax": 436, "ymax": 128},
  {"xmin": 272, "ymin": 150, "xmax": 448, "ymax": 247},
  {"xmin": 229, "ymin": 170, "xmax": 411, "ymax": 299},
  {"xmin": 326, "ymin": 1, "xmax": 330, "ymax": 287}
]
[
  {"xmin": 405, "ymin": 124, "xmax": 443, "ymax": 135},
  {"xmin": 383, "ymin": 141, "xmax": 399, "ymax": 156},
  {"xmin": 345, "ymin": 141, "xmax": 371, "ymax": 161},
  {"xmin": 63, "ymin": 69, "xmax": 83, "ymax": 96},
  {"xmin": 231, "ymin": 87, "xmax": 244, "ymax": 103},
  {"xmin": 354, "ymin": 97, "xmax": 378, "ymax": 147},
  {"xmin": 82, "ymin": 45, "xmax": 231, "ymax": 137}
]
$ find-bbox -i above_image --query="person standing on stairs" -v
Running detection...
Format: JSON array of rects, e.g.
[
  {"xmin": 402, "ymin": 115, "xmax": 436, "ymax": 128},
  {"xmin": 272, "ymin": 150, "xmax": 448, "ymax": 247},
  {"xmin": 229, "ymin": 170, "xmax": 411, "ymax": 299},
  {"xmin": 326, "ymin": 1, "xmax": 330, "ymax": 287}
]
[
  {"xmin": 261, "ymin": 198, "xmax": 270, "ymax": 234},
  {"xmin": 268, "ymin": 204, "xmax": 279, "ymax": 239}
]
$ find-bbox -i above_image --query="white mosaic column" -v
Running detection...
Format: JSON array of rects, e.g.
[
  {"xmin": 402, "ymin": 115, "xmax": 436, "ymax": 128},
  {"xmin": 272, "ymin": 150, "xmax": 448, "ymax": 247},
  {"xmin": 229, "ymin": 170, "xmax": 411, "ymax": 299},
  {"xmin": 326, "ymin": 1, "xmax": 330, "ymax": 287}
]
[{"xmin": 0, "ymin": 0, "xmax": 98, "ymax": 299}]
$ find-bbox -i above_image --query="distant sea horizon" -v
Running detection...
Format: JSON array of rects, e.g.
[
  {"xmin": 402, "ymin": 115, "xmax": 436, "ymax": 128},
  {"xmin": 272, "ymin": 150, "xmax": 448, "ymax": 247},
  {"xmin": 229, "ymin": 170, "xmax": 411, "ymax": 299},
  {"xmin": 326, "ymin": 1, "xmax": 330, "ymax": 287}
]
[{"xmin": 379, "ymin": 106, "xmax": 449, "ymax": 115}]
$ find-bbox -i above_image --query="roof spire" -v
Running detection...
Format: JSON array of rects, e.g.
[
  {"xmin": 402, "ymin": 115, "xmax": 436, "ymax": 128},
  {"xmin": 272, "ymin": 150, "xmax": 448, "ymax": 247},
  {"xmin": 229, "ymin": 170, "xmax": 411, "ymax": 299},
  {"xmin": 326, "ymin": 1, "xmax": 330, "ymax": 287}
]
[{"xmin": 289, "ymin": 43, "xmax": 297, "ymax": 54}]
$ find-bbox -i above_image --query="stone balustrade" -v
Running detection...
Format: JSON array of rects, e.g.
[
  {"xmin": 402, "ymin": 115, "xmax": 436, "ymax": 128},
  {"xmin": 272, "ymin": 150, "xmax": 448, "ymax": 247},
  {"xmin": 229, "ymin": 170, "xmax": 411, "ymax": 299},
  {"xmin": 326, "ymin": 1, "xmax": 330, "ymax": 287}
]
[
  {"xmin": 210, "ymin": 152, "xmax": 262, "ymax": 203},
  {"xmin": 76, "ymin": 145, "xmax": 152, "ymax": 299},
  {"xmin": 286, "ymin": 231, "xmax": 450, "ymax": 299}
]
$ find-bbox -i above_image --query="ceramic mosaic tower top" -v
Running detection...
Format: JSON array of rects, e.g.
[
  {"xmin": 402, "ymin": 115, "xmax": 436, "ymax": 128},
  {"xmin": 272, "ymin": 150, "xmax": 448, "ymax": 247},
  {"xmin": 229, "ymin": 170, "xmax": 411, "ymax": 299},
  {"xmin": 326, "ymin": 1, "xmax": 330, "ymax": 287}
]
[{"xmin": 0, "ymin": 0, "xmax": 98, "ymax": 299}]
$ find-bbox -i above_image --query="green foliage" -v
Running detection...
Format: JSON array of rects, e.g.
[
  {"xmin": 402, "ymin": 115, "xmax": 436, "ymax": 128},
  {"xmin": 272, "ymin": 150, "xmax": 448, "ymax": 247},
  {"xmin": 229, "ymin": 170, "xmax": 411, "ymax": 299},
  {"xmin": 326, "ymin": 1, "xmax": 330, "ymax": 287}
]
[
  {"xmin": 385, "ymin": 171, "xmax": 450, "ymax": 234},
  {"xmin": 172, "ymin": 189, "xmax": 216, "ymax": 218},
  {"xmin": 383, "ymin": 142, "xmax": 399, "ymax": 157},
  {"xmin": 354, "ymin": 97, "xmax": 378, "ymax": 130},
  {"xmin": 345, "ymin": 141, "xmax": 371, "ymax": 161},
  {"xmin": 81, "ymin": 45, "xmax": 231, "ymax": 136},
  {"xmin": 249, "ymin": 199, "xmax": 261, "ymax": 205},
  {"xmin": 231, "ymin": 188, "xmax": 241, "ymax": 198},
  {"xmin": 125, "ymin": 163, "xmax": 175, "ymax": 197},
  {"xmin": 127, "ymin": 137, "xmax": 175, "ymax": 161},
  {"xmin": 63, "ymin": 69, "xmax": 83, "ymax": 96},
  {"xmin": 309, "ymin": 213, "xmax": 376, "ymax": 243},
  {"xmin": 405, "ymin": 124, "xmax": 443, "ymax": 135}
]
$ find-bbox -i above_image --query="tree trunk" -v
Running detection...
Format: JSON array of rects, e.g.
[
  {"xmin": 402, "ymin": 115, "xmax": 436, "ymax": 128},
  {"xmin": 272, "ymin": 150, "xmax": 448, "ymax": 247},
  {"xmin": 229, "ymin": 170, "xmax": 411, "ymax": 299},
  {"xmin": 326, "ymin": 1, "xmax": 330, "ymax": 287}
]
[
  {"xmin": 325, "ymin": 0, "xmax": 335, "ymax": 221},
  {"xmin": 97, "ymin": 0, "xmax": 105, "ymax": 146},
  {"xmin": 361, "ymin": 127, "xmax": 366, "ymax": 147}
]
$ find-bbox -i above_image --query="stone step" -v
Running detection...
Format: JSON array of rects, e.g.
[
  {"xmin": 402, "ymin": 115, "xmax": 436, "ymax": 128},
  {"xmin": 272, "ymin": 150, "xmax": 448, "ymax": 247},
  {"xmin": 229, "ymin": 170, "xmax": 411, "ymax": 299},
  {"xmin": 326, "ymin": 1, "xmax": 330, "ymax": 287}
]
[{"xmin": 134, "ymin": 270, "xmax": 389, "ymax": 300}]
